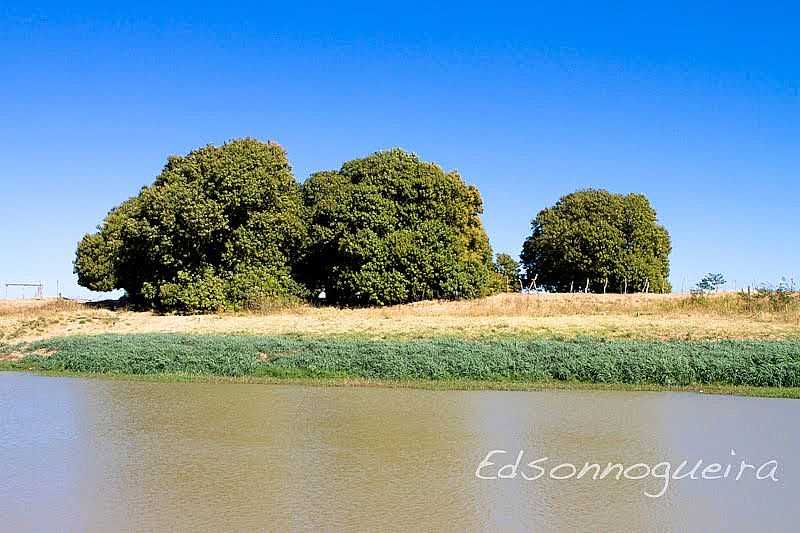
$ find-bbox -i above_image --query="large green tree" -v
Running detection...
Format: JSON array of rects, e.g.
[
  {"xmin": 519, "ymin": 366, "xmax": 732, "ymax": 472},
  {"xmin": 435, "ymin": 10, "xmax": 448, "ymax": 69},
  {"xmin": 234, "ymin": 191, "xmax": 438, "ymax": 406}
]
[
  {"xmin": 520, "ymin": 189, "xmax": 671, "ymax": 293},
  {"xmin": 302, "ymin": 149, "xmax": 495, "ymax": 305},
  {"xmin": 74, "ymin": 138, "xmax": 308, "ymax": 312}
]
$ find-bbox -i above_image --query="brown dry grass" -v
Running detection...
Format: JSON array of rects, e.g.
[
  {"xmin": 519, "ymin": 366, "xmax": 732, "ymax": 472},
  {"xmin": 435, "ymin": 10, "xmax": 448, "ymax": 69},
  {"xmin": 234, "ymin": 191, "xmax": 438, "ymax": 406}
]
[{"xmin": 1, "ymin": 292, "xmax": 799, "ymax": 344}]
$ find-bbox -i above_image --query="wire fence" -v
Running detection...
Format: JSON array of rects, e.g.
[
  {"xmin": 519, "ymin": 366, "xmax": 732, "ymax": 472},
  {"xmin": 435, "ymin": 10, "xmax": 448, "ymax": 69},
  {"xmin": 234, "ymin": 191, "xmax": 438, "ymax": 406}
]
[{"xmin": 2, "ymin": 282, "xmax": 45, "ymax": 299}]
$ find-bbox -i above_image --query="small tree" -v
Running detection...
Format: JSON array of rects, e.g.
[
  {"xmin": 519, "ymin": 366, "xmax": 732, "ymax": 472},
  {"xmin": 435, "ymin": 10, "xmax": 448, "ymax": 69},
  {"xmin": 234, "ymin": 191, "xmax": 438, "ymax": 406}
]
[
  {"xmin": 696, "ymin": 273, "xmax": 726, "ymax": 293},
  {"xmin": 494, "ymin": 253, "xmax": 521, "ymax": 292}
]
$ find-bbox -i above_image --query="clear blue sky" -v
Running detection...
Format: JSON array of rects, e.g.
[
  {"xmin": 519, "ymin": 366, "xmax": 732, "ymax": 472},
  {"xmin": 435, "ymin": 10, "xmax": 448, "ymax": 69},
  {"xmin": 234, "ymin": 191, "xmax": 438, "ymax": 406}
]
[{"xmin": 1, "ymin": 1, "xmax": 798, "ymax": 298}]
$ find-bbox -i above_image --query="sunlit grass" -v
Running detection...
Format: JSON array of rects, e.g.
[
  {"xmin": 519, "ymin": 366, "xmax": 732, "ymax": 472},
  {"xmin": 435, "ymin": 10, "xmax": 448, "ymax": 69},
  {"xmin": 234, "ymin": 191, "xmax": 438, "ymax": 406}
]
[{"xmin": 1, "ymin": 292, "xmax": 799, "ymax": 343}]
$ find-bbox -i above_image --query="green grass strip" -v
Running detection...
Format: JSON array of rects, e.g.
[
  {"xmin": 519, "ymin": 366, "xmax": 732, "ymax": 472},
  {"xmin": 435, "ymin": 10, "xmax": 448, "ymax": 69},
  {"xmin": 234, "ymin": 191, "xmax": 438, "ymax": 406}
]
[{"xmin": 2, "ymin": 334, "xmax": 800, "ymax": 389}]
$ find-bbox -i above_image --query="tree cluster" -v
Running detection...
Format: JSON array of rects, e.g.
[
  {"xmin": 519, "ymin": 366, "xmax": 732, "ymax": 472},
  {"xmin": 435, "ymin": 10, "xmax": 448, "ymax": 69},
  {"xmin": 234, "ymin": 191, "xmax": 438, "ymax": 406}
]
[
  {"xmin": 75, "ymin": 140, "xmax": 495, "ymax": 311},
  {"xmin": 76, "ymin": 140, "xmax": 674, "ymax": 312}
]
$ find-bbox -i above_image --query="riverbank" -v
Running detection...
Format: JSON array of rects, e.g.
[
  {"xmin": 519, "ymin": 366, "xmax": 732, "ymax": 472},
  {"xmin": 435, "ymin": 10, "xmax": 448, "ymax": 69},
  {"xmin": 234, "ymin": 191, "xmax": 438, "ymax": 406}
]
[
  {"xmin": 4, "ymin": 369, "xmax": 799, "ymax": 399},
  {"xmin": 2, "ymin": 334, "xmax": 799, "ymax": 398}
]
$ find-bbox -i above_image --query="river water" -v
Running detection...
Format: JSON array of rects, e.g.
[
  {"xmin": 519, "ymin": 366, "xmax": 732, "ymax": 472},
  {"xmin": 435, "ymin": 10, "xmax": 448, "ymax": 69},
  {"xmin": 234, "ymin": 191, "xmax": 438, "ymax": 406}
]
[{"xmin": 1, "ymin": 372, "xmax": 798, "ymax": 531}]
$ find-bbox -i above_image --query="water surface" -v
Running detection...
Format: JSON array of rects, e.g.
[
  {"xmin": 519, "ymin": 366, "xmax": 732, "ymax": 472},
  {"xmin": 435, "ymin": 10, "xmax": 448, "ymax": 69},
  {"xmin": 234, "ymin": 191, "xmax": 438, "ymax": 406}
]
[{"xmin": 1, "ymin": 373, "xmax": 797, "ymax": 531}]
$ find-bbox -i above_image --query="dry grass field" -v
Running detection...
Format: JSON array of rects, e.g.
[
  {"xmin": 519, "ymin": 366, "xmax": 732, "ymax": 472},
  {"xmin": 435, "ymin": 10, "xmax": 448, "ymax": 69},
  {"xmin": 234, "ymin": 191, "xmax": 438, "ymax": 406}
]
[{"xmin": 2, "ymin": 292, "xmax": 799, "ymax": 343}]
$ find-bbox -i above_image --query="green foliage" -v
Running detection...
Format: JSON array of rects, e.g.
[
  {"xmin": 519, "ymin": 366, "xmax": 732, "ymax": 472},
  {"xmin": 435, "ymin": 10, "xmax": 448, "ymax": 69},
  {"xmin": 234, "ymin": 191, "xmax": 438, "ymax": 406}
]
[
  {"xmin": 74, "ymin": 139, "xmax": 308, "ymax": 312},
  {"xmin": 74, "ymin": 199, "xmax": 139, "ymax": 292},
  {"xmin": 16, "ymin": 334, "xmax": 800, "ymax": 388},
  {"xmin": 695, "ymin": 273, "xmax": 726, "ymax": 293},
  {"xmin": 521, "ymin": 189, "xmax": 671, "ymax": 293},
  {"xmin": 302, "ymin": 149, "xmax": 494, "ymax": 305},
  {"xmin": 494, "ymin": 253, "xmax": 521, "ymax": 292}
]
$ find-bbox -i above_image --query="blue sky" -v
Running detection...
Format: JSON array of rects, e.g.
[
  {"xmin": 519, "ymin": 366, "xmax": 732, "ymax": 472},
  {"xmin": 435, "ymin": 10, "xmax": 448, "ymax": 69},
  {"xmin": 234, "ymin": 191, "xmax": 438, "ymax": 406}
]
[{"xmin": 1, "ymin": 1, "xmax": 798, "ymax": 298}]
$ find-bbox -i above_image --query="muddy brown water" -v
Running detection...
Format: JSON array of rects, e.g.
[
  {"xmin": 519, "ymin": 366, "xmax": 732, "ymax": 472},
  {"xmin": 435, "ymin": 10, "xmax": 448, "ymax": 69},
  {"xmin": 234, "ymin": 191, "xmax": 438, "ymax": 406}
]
[{"xmin": 1, "ymin": 372, "xmax": 798, "ymax": 531}]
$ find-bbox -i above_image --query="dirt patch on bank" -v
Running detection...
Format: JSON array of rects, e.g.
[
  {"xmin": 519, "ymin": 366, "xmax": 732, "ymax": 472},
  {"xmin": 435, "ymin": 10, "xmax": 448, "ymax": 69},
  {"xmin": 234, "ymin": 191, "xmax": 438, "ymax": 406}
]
[{"xmin": 0, "ymin": 348, "xmax": 55, "ymax": 361}]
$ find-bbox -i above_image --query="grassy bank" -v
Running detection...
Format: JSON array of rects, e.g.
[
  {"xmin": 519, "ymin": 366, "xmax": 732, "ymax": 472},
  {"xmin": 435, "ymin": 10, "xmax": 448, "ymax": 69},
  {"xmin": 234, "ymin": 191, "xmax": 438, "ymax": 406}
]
[
  {"xmin": 2, "ymin": 293, "xmax": 800, "ymax": 345},
  {"xmin": 2, "ymin": 334, "xmax": 800, "ymax": 397}
]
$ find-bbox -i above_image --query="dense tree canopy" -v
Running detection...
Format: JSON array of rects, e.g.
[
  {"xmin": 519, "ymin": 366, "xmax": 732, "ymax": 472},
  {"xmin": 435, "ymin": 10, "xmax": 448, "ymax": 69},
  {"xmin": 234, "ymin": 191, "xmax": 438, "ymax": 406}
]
[
  {"xmin": 75, "ymin": 139, "xmax": 308, "ymax": 312},
  {"xmin": 520, "ymin": 189, "xmax": 671, "ymax": 293},
  {"xmin": 302, "ymin": 149, "xmax": 495, "ymax": 305}
]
